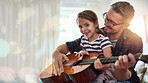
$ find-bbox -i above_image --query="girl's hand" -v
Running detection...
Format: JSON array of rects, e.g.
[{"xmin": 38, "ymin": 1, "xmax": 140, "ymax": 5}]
[
  {"xmin": 75, "ymin": 50, "xmax": 89, "ymax": 58},
  {"xmin": 94, "ymin": 58, "xmax": 111, "ymax": 70}
]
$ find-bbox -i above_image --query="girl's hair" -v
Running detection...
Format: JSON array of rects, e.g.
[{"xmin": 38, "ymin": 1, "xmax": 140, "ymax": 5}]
[
  {"xmin": 76, "ymin": 10, "xmax": 105, "ymax": 35},
  {"xmin": 76, "ymin": 10, "xmax": 98, "ymax": 24}
]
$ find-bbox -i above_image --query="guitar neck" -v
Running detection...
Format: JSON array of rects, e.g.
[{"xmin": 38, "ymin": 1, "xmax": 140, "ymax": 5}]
[{"xmin": 72, "ymin": 53, "xmax": 146, "ymax": 66}]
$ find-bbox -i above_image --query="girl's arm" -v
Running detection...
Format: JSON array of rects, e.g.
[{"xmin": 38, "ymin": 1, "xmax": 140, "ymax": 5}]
[{"xmin": 94, "ymin": 47, "xmax": 112, "ymax": 70}]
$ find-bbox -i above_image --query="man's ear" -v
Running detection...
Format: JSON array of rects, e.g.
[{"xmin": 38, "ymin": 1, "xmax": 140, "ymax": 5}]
[{"xmin": 123, "ymin": 23, "xmax": 130, "ymax": 29}]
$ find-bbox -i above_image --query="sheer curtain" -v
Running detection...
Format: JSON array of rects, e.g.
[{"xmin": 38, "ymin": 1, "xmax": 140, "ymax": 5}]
[{"xmin": 0, "ymin": 0, "xmax": 59, "ymax": 83}]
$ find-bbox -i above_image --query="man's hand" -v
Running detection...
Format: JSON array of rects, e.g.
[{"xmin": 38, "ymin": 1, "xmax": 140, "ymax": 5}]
[
  {"xmin": 52, "ymin": 52, "xmax": 69, "ymax": 76},
  {"xmin": 115, "ymin": 53, "xmax": 136, "ymax": 70},
  {"xmin": 52, "ymin": 44, "xmax": 70, "ymax": 76},
  {"xmin": 114, "ymin": 53, "xmax": 136, "ymax": 81}
]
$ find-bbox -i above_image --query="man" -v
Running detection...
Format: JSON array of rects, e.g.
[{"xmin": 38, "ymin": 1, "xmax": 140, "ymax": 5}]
[{"xmin": 51, "ymin": 1, "xmax": 143, "ymax": 82}]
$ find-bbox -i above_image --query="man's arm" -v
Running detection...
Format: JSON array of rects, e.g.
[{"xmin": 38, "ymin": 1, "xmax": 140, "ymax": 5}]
[
  {"xmin": 52, "ymin": 44, "xmax": 70, "ymax": 76},
  {"xmin": 52, "ymin": 37, "xmax": 82, "ymax": 76},
  {"xmin": 114, "ymin": 30, "xmax": 143, "ymax": 82},
  {"xmin": 113, "ymin": 53, "xmax": 136, "ymax": 81}
]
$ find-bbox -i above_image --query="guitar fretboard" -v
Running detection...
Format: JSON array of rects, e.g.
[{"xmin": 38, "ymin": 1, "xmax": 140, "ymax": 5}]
[{"xmin": 72, "ymin": 54, "xmax": 145, "ymax": 66}]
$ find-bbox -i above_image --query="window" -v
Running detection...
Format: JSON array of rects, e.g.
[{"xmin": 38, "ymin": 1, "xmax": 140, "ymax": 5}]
[
  {"xmin": 58, "ymin": 2, "xmax": 87, "ymax": 45},
  {"xmin": 129, "ymin": 15, "xmax": 147, "ymax": 42}
]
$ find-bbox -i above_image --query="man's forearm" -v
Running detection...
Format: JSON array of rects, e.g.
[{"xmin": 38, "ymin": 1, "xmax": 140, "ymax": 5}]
[{"xmin": 55, "ymin": 44, "xmax": 69, "ymax": 55}]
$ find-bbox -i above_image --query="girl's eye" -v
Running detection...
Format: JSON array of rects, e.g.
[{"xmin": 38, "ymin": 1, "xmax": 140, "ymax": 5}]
[
  {"xmin": 79, "ymin": 25, "xmax": 82, "ymax": 28},
  {"xmin": 86, "ymin": 24, "xmax": 89, "ymax": 27}
]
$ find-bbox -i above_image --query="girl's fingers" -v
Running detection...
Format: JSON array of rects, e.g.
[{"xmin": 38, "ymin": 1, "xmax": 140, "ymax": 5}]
[{"xmin": 94, "ymin": 59, "xmax": 102, "ymax": 70}]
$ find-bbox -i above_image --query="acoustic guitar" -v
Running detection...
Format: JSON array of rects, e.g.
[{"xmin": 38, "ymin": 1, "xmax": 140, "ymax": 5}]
[{"xmin": 39, "ymin": 53, "xmax": 148, "ymax": 83}]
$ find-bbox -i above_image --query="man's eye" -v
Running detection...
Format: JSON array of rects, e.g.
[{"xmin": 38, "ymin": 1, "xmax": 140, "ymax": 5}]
[
  {"xmin": 111, "ymin": 22, "xmax": 116, "ymax": 26},
  {"xmin": 109, "ymin": 20, "xmax": 116, "ymax": 25}
]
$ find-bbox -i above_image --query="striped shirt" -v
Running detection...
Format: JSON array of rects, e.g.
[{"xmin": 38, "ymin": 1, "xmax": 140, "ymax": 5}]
[{"xmin": 80, "ymin": 34, "xmax": 112, "ymax": 57}]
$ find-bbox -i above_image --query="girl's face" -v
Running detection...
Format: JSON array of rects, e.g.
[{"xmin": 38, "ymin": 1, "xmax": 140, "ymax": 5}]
[{"xmin": 78, "ymin": 18, "xmax": 98, "ymax": 40}]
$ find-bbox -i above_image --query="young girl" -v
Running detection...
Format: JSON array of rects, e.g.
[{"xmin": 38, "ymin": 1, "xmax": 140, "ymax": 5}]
[{"xmin": 76, "ymin": 10, "xmax": 117, "ymax": 82}]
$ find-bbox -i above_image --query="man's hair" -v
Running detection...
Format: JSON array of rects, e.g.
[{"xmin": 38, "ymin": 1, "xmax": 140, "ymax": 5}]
[{"xmin": 111, "ymin": 1, "xmax": 135, "ymax": 23}]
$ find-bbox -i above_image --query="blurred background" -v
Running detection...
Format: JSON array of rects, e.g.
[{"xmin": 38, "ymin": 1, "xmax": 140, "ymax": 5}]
[{"xmin": 0, "ymin": 0, "xmax": 147, "ymax": 83}]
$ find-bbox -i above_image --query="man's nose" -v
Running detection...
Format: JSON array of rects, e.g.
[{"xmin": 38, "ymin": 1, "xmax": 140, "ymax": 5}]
[{"xmin": 104, "ymin": 20, "xmax": 109, "ymax": 26}]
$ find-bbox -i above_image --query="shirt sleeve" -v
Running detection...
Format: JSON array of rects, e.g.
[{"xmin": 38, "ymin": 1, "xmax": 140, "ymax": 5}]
[
  {"xmin": 66, "ymin": 36, "xmax": 83, "ymax": 53},
  {"xmin": 126, "ymin": 67, "xmax": 140, "ymax": 82},
  {"xmin": 101, "ymin": 37, "xmax": 112, "ymax": 50}
]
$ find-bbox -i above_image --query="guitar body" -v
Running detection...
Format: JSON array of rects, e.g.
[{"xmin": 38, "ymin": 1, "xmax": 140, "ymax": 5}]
[{"xmin": 40, "ymin": 53, "xmax": 102, "ymax": 83}]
